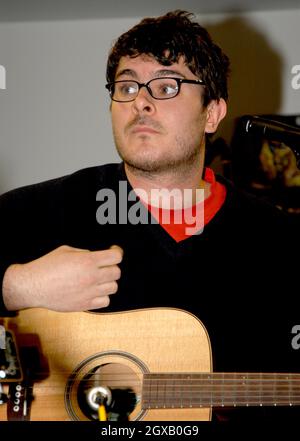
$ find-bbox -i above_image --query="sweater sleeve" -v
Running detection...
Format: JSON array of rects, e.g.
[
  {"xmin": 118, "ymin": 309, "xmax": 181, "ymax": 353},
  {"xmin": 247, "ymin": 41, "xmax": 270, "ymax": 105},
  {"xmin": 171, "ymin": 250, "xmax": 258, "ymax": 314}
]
[
  {"xmin": 0, "ymin": 177, "xmax": 65, "ymax": 315},
  {"xmin": 0, "ymin": 186, "xmax": 38, "ymax": 314},
  {"xmin": 0, "ymin": 189, "xmax": 22, "ymax": 314}
]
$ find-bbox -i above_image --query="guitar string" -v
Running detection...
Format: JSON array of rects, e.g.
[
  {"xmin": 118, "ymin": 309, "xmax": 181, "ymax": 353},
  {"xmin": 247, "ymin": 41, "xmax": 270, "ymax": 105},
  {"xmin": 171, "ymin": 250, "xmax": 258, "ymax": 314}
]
[
  {"xmin": 21, "ymin": 383, "xmax": 300, "ymax": 393},
  {"xmin": 11, "ymin": 388, "xmax": 300, "ymax": 406},
  {"xmin": 25, "ymin": 372, "xmax": 300, "ymax": 379},
  {"xmin": 19, "ymin": 375, "xmax": 300, "ymax": 386}
]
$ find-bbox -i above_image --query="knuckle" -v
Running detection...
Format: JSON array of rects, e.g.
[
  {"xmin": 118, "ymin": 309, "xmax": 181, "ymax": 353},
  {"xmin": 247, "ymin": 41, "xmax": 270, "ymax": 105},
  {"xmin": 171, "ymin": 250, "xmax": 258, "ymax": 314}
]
[
  {"xmin": 98, "ymin": 265, "xmax": 121, "ymax": 283},
  {"xmin": 56, "ymin": 244, "xmax": 69, "ymax": 252},
  {"xmin": 108, "ymin": 280, "xmax": 118, "ymax": 294},
  {"xmin": 101, "ymin": 296, "xmax": 110, "ymax": 307},
  {"xmin": 108, "ymin": 281, "xmax": 118, "ymax": 294},
  {"xmin": 113, "ymin": 265, "xmax": 121, "ymax": 280},
  {"xmin": 90, "ymin": 295, "xmax": 110, "ymax": 310},
  {"xmin": 98, "ymin": 281, "xmax": 118, "ymax": 296}
]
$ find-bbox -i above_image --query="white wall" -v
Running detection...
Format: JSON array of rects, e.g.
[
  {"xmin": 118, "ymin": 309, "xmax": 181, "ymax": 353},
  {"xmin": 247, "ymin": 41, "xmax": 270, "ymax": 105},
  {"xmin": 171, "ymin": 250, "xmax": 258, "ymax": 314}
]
[
  {"xmin": 0, "ymin": 9, "xmax": 299, "ymax": 193},
  {"xmin": 0, "ymin": 17, "xmax": 137, "ymax": 193}
]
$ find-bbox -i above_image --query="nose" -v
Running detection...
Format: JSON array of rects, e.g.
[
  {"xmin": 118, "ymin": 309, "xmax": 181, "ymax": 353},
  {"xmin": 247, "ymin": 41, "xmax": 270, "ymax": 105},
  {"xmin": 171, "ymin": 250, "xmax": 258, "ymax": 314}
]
[{"xmin": 131, "ymin": 86, "xmax": 156, "ymax": 115}]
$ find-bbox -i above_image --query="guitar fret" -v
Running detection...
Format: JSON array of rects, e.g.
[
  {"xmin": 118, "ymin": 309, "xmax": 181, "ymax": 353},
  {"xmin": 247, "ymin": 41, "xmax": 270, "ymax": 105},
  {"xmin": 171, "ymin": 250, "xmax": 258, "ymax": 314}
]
[{"xmin": 273, "ymin": 373, "xmax": 276, "ymax": 406}]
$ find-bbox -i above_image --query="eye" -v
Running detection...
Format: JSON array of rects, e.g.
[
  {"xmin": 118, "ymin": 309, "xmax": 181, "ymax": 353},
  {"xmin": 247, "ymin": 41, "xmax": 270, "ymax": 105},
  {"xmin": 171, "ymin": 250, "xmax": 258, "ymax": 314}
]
[
  {"xmin": 118, "ymin": 82, "xmax": 137, "ymax": 96},
  {"xmin": 153, "ymin": 79, "xmax": 178, "ymax": 98},
  {"xmin": 160, "ymin": 84, "xmax": 177, "ymax": 95}
]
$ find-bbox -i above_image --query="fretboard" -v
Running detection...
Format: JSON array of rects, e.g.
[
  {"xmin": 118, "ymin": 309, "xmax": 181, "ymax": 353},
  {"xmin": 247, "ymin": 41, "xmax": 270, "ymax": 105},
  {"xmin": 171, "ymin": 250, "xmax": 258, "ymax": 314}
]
[{"xmin": 142, "ymin": 372, "xmax": 300, "ymax": 408}]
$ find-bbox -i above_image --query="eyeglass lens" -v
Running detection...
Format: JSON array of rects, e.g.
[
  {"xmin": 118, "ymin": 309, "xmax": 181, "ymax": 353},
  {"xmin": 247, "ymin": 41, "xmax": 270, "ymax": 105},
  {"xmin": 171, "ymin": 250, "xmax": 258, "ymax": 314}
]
[{"xmin": 112, "ymin": 78, "xmax": 179, "ymax": 101}]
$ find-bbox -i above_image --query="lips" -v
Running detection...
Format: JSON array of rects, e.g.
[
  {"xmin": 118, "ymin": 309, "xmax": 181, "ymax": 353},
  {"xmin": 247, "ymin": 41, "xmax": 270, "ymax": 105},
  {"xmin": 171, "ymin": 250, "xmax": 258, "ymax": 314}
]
[
  {"xmin": 126, "ymin": 117, "xmax": 163, "ymax": 135},
  {"xmin": 131, "ymin": 125, "xmax": 159, "ymax": 134}
]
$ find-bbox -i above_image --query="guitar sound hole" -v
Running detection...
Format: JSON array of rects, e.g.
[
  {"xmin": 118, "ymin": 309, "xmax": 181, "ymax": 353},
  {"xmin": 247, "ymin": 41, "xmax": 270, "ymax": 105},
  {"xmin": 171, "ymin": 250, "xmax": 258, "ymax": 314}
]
[
  {"xmin": 65, "ymin": 356, "xmax": 145, "ymax": 421},
  {"xmin": 77, "ymin": 363, "xmax": 138, "ymax": 421}
]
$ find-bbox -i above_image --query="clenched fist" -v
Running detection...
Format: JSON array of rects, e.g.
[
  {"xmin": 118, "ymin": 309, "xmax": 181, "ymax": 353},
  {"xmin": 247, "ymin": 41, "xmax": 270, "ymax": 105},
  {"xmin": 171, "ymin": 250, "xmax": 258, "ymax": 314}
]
[{"xmin": 3, "ymin": 244, "xmax": 123, "ymax": 312}]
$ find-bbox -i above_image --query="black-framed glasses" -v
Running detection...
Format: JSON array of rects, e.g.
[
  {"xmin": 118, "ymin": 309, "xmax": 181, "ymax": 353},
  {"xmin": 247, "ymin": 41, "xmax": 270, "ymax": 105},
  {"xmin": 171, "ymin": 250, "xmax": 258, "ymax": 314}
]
[{"xmin": 105, "ymin": 77, "xmax": 205, "ymax": 102}]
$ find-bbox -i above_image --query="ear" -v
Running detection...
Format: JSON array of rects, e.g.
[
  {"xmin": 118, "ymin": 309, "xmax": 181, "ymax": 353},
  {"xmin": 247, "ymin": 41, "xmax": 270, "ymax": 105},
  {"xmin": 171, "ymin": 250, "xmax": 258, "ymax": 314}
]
[{"xmin": 205, "ymin": 98, "xmax": 227, "ymax": 134}]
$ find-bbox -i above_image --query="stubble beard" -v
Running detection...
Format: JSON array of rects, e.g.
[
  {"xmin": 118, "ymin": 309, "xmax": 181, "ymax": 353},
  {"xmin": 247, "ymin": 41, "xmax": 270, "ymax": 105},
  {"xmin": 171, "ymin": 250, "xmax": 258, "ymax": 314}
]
[{"xmin": 114, "ymin": 133, "xmax": 203, "ymax": 179}]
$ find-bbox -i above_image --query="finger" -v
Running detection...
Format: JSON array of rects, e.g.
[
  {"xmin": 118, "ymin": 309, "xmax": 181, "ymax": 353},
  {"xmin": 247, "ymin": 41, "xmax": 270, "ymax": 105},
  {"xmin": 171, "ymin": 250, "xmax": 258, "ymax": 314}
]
[
  {"xmin": 96, "ymin": 265, "xmax": 121, "ymax": 284},
  {"xmin": 89, "ymin": 295, "xmax": 111, "ymax": 310},
  {"xmin": 92, "ymin": 247, "xmax": 124, "ymax": 267},
  {"xmin": 88, "ymin": 280, "xmax": 119, "ymax": 310},
  {"xmin": 110, "ymin": 244, "xmax": 123, "ymax": 253},
  {"xmin": 109, "ymin": 245, "xmax": 124, "ymax": 262},
  {"xmin": 98, "ymin": 281, "xmax": 119, "ymax": 296}
]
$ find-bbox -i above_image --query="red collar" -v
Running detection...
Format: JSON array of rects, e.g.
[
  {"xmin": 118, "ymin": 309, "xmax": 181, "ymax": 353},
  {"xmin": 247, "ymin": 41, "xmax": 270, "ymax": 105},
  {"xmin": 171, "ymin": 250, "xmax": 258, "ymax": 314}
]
[{"xmin": 142, "ymin": 167, "xmax": 227, "ymax": 242}]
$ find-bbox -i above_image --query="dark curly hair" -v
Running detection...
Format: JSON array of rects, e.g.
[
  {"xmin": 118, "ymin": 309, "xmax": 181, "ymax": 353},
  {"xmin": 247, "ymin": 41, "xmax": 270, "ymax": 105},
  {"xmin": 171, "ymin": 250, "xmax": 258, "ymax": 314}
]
[{"xmin": 106, "ymin": 10, "xmax": 230, "ymax": 107}]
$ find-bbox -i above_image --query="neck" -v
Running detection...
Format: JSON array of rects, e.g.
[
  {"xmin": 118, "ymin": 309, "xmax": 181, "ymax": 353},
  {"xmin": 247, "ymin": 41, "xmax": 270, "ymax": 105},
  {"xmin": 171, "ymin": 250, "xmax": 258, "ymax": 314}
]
[
  {"xmin": 143, "ymin": 372, "xmax": 300, "ymax": 408},
  {"xmin": 124, "ymin": 154, "xmax": 210, "ymax": 209}
]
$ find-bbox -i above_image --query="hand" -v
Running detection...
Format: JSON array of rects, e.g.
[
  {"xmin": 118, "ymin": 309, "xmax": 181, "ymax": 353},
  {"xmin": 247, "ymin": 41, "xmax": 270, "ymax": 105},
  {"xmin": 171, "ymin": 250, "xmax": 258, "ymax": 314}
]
[{"xmin": 2, "ymin": 245, "xmax": 123, "ymax": 312}]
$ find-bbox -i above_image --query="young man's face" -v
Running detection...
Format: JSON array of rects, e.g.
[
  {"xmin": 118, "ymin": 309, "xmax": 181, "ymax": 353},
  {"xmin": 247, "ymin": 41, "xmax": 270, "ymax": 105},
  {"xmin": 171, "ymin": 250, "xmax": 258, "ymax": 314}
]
[{"xmin": 110, "ymin": 54, "xmax": 222, "ymax": 175}]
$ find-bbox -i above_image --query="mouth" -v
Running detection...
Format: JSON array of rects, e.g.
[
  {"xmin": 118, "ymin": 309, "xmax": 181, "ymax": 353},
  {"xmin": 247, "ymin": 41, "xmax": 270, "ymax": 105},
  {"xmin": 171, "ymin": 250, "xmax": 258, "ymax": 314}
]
[{"xmin": 131, "ymin": 126, "xmax": 160, "ymax": 135}]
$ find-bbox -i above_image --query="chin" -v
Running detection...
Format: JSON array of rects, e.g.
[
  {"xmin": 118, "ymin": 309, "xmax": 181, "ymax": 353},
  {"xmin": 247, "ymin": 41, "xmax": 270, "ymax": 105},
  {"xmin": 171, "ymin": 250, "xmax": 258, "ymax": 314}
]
[
  {"xmin": 124, "ymin": 154, "xmax": 191, "ymax": 175},
  {"xmin": 124, "ymin": 158, "xmax": 164, "ymax": 173},
  {"xmin": 117, "ymin": 146, "xmax": 166, "ymax": 173}
]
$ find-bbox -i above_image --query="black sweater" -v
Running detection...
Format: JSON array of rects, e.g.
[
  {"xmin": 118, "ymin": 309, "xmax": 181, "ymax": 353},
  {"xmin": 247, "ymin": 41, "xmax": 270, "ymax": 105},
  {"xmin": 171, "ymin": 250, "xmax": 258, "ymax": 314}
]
[{"xmin": 0, "ymin": 163, "xmax": 299, "ymax": 420}]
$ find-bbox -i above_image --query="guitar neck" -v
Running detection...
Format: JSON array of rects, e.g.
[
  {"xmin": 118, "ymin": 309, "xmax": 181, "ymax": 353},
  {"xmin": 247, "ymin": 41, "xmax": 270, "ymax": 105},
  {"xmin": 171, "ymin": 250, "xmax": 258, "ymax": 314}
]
[{"xmin": 142, "ymin": 372, "xmax": 300, "ymax": 408}]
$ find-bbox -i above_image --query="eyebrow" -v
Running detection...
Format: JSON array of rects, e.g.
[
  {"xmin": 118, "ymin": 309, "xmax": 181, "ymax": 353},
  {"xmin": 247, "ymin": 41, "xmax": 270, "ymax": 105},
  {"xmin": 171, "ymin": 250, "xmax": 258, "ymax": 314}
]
[{"xmin": 115, "ymin": 68, "xmax": 186, "ymax": 80}]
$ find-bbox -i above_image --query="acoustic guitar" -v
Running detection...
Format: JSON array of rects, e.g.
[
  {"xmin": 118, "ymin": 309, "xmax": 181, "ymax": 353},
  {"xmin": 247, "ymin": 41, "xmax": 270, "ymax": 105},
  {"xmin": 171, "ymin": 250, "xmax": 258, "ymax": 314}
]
[{"xmin": 0, "ymin": 308, "xmax": 299, "ymax": 421}]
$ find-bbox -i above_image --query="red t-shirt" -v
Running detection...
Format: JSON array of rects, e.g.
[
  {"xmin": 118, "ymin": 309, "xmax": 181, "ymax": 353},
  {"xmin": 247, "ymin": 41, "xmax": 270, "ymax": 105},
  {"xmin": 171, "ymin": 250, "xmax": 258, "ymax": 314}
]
[{"xmin": 142, "ymin": 167, "xmax": 226, "ymax": 242}]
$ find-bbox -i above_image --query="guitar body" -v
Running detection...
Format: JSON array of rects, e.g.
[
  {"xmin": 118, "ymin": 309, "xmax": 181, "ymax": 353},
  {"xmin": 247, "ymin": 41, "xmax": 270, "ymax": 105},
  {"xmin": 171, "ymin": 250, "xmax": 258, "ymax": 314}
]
[{"xmin": 0, "ymin": 308, "xmax": 212, "ymax": 421}]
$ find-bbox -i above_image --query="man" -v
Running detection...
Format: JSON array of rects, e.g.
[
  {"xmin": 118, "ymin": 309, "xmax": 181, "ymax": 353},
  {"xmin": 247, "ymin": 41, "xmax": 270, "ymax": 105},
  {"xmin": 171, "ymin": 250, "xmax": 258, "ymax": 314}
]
[{"xmin": 0, "ymin": 11, "xmax": 299, "ymax": 421}]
